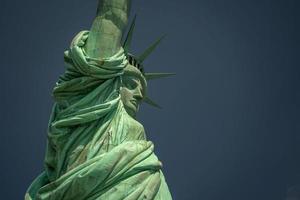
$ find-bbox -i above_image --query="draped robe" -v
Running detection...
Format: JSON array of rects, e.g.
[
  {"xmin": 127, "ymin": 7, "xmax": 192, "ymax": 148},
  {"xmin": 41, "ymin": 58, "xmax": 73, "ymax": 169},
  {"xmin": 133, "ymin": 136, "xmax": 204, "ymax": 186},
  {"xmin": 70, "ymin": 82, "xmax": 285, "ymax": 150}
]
[{"xmin": 25, "ymin": 31, "xmax": 172, "ymax": 200}]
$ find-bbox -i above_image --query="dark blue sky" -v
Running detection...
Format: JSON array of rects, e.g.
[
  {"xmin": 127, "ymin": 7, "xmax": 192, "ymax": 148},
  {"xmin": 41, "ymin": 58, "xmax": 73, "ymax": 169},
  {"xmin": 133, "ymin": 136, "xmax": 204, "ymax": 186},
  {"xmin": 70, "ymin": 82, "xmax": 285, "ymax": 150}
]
[{"xmin": 0, "ymin": 0, "xmax": 299, "ymax": 199}]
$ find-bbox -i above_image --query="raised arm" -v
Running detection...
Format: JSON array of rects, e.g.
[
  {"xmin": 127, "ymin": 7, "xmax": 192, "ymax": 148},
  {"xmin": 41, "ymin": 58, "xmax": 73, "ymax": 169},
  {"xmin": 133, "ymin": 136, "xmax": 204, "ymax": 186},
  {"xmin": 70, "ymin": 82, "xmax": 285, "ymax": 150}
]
[{"xmin": 84, "ymin": 0, "xmax": 131, "ymax": 59}]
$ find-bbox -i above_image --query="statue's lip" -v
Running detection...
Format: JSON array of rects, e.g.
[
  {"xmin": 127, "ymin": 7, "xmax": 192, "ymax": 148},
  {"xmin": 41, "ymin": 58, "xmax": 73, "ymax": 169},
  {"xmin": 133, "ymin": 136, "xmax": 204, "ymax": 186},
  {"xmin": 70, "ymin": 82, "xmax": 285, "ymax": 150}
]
[{"xmin": 130, "ymin": 99, "xmax": 138, "ymax": 108}]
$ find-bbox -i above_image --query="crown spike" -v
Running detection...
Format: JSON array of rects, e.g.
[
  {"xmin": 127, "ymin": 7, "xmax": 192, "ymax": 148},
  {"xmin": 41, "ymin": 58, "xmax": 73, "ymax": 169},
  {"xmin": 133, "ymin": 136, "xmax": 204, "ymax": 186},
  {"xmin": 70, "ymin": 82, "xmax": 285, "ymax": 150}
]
[
  {"xmin": 123, "ymin": 15, "xmax": 137, "ymax": 52},
  {"xmin": 143, "ymin": 96, "xmax": 162, "ymax": 109},
  {"xmin": 145, "ymin": 72, "xmax": 175, "ymax": 80},
  {"xmin": 138, "ymin": 35, "xmax": 165, "ymax": 63}
]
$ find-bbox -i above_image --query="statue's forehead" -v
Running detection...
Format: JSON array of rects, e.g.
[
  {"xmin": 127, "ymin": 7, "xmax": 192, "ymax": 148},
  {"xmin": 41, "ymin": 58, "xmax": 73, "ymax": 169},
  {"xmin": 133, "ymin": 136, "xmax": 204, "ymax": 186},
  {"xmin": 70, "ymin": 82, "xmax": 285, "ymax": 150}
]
[
  {"xmin": 124, "ymin": 64, "xmax": 147, "ymax": 82},
  {"xmin": 122, "ymin": 68, "xmax": 147, "ymax": 95}
]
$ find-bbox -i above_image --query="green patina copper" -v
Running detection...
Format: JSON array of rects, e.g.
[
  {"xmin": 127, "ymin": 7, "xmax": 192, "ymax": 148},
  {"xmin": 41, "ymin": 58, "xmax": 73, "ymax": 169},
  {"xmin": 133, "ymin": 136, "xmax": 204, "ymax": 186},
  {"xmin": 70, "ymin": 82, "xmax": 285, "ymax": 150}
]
[{"xmin": 25, "ymin": 0, "xmax": 173, "ymax": 199}]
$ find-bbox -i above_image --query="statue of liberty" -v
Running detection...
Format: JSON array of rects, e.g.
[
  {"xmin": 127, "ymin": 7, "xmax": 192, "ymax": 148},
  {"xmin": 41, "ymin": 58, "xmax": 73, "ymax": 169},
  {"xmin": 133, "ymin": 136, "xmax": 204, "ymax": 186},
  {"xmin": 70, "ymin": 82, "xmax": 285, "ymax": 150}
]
[{"xmin": 25, "ymin": 0, "xmax": 173, "ymax": 199}]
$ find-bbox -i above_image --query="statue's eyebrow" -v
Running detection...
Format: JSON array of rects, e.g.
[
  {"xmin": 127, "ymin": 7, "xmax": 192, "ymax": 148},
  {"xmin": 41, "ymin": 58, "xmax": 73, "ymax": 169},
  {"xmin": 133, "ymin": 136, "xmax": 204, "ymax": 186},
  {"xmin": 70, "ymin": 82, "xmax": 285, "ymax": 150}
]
[
  {"xmin": 128, "ymin": 76, "xmax": 145, "ymax": 95},
  {"xmin": 126, "ymin": 75, "xmax": 141, "ymax": 83}
]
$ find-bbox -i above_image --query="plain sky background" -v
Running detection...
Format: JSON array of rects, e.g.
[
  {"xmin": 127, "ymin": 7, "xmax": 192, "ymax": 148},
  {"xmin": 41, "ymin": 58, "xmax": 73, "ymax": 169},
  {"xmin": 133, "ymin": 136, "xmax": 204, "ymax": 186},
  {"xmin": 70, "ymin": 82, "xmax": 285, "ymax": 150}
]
[{"xmin": 0, "ymin": 0, "xmax": 299, "ymax": 199}]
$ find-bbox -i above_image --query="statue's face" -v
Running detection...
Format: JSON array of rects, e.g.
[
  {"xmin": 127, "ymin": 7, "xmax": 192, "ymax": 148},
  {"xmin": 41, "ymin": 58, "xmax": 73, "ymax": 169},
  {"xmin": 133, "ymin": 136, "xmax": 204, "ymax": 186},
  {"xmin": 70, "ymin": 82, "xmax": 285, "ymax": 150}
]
[{"xmin": 120, "ymin": 74, "xmax": 145, "ymax": 118}]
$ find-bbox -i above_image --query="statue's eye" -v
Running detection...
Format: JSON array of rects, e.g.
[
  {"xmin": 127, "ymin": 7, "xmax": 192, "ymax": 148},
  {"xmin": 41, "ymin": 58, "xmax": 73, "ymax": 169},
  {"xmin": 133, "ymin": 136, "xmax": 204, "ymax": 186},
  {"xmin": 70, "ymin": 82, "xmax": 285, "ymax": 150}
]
[{"xmin": 123, "ymin": 77, "xmax": 139, "ymax": 90}]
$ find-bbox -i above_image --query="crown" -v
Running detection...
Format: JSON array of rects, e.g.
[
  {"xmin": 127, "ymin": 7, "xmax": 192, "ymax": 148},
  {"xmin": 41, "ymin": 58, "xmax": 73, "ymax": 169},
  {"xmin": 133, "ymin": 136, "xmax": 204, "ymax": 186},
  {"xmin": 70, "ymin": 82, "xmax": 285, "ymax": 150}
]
[
  {"xmin": 122, "ymin": 15, "xmax": 175, "ymax": 109},
  {"xmin": 126, "ymin": 53, "xmax": 144, "ymax": 73}
]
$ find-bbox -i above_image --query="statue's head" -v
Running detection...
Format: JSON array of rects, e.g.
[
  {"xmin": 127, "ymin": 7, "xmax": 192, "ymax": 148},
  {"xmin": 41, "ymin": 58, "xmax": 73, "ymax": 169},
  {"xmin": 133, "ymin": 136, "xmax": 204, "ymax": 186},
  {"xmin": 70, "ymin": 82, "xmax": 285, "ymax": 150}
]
[
  {"xmin": 121, "ymin": 56, "xmax": 147, "ymax": 118},
  {"xmin": 120, "ymin": 16, "xmax": 175, "ymax": 118}
]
